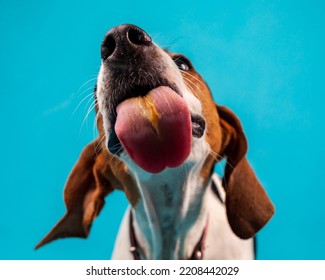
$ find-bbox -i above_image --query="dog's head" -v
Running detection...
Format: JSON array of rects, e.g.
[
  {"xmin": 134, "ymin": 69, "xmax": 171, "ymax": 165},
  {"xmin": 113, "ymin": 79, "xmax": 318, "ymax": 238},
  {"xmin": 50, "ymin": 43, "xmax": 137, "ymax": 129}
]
[{"xmin": 36, "ymin": 24, "xmax": 274, "ymax": 249}]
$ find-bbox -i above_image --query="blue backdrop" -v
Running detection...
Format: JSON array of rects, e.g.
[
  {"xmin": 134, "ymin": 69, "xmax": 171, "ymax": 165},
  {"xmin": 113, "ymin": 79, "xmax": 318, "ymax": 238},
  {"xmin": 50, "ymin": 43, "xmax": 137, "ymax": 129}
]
[{"xmin": 1, "ymin": 0, "xmax": 324, "ymax": 260}]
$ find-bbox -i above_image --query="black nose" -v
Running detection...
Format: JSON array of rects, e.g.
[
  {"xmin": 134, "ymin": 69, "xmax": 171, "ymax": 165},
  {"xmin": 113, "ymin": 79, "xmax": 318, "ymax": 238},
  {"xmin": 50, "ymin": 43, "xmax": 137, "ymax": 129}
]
[{"xmin": 101, "ymin": 24, "xmax": 152, "ymax": 60}]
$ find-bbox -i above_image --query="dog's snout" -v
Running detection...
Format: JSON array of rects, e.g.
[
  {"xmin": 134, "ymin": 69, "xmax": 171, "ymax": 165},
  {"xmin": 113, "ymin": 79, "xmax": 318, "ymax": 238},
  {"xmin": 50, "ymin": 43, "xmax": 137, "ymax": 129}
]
[{"xmin": 101, "ymin": 24, "xmax": 152, "ymax": 60}]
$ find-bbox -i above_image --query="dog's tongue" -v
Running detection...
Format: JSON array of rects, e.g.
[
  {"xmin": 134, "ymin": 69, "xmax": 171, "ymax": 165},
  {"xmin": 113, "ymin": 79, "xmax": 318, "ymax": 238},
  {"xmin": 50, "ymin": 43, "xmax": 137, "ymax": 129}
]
[{"xmin": 115, "ymin": 86, "xmax": 192, "ymax": 173}]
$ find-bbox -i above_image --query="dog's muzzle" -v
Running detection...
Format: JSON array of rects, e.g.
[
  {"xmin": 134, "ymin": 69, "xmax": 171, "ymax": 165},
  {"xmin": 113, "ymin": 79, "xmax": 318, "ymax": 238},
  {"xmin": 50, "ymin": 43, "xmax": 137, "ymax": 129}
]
[{"xmin": 99, "ymin": 24, "xmax": 206, "ymax": 173}]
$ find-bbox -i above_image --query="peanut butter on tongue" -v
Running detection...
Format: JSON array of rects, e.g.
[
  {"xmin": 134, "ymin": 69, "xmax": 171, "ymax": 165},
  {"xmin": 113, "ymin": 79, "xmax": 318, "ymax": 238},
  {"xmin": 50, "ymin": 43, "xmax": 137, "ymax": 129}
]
[{"xmin": 138, "ymin": 96, "xmax": 160, "ymax": 133}]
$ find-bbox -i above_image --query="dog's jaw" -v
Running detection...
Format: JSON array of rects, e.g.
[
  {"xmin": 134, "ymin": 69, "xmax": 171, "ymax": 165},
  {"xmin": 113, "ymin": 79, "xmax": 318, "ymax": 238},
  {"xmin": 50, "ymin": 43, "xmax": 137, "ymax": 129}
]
[{"xmin": 96, "ymin": 43, "xmax": 213, "ymax": 259}]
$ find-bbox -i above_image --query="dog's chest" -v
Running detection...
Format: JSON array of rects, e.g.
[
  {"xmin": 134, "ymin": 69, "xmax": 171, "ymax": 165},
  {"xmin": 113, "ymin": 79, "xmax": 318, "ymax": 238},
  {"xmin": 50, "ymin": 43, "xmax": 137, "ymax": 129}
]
[{"xmin": 111, "ymin": 175, "xmax": 255, "ymax": 260}]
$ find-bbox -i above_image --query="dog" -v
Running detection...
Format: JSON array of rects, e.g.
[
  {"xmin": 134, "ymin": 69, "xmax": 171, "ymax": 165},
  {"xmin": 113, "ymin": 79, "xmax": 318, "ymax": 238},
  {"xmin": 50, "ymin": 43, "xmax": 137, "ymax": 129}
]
[{"xmin": 36, "ymin": 24, "xmax": 274, "ymax": 259}]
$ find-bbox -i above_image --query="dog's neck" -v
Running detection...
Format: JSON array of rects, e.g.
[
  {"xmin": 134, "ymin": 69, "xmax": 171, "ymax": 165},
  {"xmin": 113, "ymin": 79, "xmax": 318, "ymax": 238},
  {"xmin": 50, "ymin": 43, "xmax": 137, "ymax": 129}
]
[{"xmin": 124, "ymin": 140, "xmax": 211, "ymax": 259}]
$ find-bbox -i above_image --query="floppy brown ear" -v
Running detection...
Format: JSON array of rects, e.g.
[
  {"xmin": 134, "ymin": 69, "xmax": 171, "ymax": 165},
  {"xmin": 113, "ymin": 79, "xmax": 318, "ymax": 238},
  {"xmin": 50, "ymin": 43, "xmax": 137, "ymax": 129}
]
[
  {"xmin": 35, "ymin": 140, "xmax": 115, "ymax": 249},
  {"xmin": 217, "ymin": 105, "xmax": 275, "ymax": 239}
]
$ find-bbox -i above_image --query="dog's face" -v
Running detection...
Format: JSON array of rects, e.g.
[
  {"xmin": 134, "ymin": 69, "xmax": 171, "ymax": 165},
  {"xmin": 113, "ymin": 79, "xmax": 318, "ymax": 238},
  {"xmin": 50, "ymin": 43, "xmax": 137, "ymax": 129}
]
[
  {"xmin": 36, "ymin": 24, "xmax": 274, "ymax": 251},
  {"xmin": 95, "ymin": 24, "xmax": 221, "ymax": 175}
]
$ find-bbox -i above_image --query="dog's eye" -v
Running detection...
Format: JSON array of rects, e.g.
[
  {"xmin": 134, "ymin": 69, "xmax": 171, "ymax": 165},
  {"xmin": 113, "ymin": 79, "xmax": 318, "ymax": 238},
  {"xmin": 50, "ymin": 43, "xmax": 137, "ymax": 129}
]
[{"xmin": 173, "ymin": 56, "xmax": 193, "ymax": 71}]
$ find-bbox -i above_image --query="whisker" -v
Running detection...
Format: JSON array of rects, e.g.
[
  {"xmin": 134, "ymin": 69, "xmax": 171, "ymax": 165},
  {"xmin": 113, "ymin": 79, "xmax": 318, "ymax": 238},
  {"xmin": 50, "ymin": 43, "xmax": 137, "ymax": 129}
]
[
  {"xmin": 183, "ymin": 77, "xmax": 200, "ymax": 98},
  {"xmin": 95, "ymin": 134, "xmax": 106, "ymax": 155},
  {"xmin": 108, "ymin": 146, "xmax": 128, "ymax": 168},
  {"xmin": 151, "ymin": 33, "xmax": 161, "ymax": 42},
  {"xmin": 183, "ymin": 76, "xmax": 202, "ymax": 92},
  {"xmin": 209, "ymin": 150, "xmax": 223, "ymax": 161},
  {"xmin": 83, "ymin": 93, "xmax": 96, "ymax": 113},
  {"xmin": 71, "ymin": 91, "xmax": 94, "ymax": 118},
  {"xmin": 183, "ymin": 76, "xmax": 211, "ymax": 107},
  {"xmin": 79, "ymin": 100, "xmax": 97, "ymax": 134},
  {"xmin": 107, "ymin": 140, "xmax": 122, "ymax": 151},
  {"xmin": 183, "ymin": 76, "xmax": 208, "ymax": 103},
  {"xmin": 93, "ymin": 110, "xmax": 101, "ymax": 139},
  {"xmin": 210, "ymin": 149, "xmax": 235, "ymax": 172},
  {"xmin": 77, "ymin": 85, "xmax": 96, "ymax": 98},
  {"xmin": 78, "ymin": 77, "xmax": 97, "ymax": 95},
  {"xmin": 180, "ymin": 70, "xmax": 206, "ymax": 87}
]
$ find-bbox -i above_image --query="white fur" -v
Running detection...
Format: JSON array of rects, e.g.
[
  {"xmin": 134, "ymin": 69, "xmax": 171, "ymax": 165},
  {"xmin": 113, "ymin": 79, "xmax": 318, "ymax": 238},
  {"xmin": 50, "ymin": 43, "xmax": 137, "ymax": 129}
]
[{"xmin": 111, "ymin": 175, "xmax": 254, "ymax": 259}]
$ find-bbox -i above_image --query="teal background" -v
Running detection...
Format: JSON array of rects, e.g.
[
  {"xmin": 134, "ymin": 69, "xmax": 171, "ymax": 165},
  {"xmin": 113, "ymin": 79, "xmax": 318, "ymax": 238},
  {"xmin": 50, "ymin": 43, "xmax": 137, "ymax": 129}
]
[{"xmin": 1, "ymin": 0, "xmax": 324, "ymax": 259}]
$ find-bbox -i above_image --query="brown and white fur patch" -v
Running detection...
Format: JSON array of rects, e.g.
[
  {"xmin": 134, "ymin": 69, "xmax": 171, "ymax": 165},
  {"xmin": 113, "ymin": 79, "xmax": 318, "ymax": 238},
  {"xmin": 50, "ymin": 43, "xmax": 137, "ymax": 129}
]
[{"xmin": 36, "ymin": 24, "xmax": 274, "ymax": 260}]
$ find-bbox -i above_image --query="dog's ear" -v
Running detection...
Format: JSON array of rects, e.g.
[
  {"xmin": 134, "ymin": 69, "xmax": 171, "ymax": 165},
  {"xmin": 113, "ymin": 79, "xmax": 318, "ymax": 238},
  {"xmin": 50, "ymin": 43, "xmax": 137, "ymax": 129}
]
[
  {"xmin": 217, "ymin": 105, "xmax": 275, "ymax": 239},
  {"xmin": 35, "ymin": 140, "xmax": 115, "ymax": 249}
]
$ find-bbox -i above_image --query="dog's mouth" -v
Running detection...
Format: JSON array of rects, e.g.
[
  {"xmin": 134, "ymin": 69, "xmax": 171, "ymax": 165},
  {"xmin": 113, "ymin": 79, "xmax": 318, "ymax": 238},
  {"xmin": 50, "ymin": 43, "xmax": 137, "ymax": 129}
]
[
  {"xmin": 115, "ymin": 86, "xmax": 191, "ymax": 173},
  {"xmin": 107, "ymin": 85, "xmax": 205, "ymax": 173}
]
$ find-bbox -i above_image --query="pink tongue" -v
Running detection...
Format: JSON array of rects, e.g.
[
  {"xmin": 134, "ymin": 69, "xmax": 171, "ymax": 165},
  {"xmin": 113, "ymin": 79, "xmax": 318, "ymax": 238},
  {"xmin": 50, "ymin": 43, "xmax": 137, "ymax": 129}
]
[{"xmin": 115, "ymin": 86, "xmax": 192, "ymax": 173}]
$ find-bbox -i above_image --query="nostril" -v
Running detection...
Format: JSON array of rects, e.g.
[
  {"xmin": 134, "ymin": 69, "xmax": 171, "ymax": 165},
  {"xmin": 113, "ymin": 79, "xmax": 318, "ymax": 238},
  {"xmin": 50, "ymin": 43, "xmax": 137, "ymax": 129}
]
[
  {"xmin": 127, "ymin": 27, "xmax": 152, "ymax": 46},
  {"xmin": 101, "ymin": 35, "xmax": 116, "ymax": 60}
]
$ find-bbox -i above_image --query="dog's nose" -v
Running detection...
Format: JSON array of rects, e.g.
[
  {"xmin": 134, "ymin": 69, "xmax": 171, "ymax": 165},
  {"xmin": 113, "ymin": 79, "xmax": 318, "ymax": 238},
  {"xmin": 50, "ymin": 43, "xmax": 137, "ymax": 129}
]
[{"xmin": 101, "ymin": 24, "xmax": 152, "ymax": 60}]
